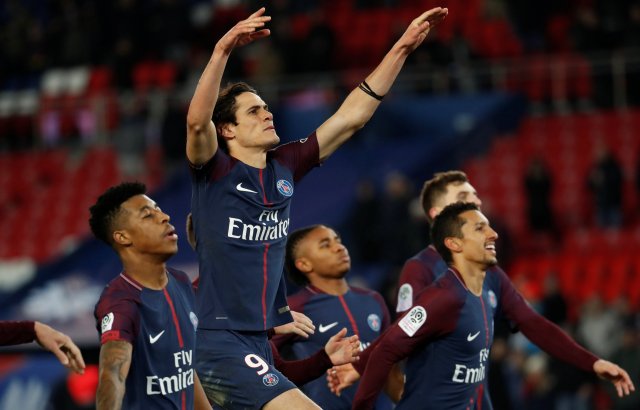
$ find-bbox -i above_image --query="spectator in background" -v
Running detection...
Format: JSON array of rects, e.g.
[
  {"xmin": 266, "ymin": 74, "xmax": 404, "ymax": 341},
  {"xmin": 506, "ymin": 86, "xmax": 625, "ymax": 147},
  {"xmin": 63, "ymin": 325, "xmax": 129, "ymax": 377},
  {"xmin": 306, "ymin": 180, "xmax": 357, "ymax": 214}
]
[
  {"xmin": 524, "ymin": 157, "xmax": 555, "ymax": 233},
  {"xmin": 297, "ymin": 8, "xmax": 336, "ymax": 73},
  {"xmin": 626, "ymin": 2, "xmax": 640, "ymax": 105},
  {"xmin": 348, "ymin": 179, "xmax": 382, "ymax": 264},
  {"xmin": 587, "ymin": 145, "xmax": 624, "ymax": 228},
  {"xmin": 379, "ymin": 171, "xmax": 414, "ymax": 266},
  {"xmin": 577, "ymin": 295, "xmax": 623, "ymax": 359},
  {"xmin": 540, "ymin": 273, "xmax": 568, "ymax": 325}
]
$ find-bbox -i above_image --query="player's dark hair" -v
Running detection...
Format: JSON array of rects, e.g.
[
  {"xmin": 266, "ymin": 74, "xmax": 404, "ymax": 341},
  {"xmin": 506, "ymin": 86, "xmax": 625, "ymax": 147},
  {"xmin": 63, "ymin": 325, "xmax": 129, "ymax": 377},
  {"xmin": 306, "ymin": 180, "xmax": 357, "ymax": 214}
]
[
  {"xmin": 421, "ymin": 171, "xmax": 469, "ymax": 225},
  {"xmin": 431, "ymin": 202, "xmax": 479, "ymax": 264},
  {"xmin": 89, "ymin": 182, "xmax": 147, "ymax": 247},
  {"xmin": 213, "ymin": 82, "xmax": 259, "ymax": 153},
  {"xmin": 285, "ymin": 225, "xmax": 323, "ymax": 286}
]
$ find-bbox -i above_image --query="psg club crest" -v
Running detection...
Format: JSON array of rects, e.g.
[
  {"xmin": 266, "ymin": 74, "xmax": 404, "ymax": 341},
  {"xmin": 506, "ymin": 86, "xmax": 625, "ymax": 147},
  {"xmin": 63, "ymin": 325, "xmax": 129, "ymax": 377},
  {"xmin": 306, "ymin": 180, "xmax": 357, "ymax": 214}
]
[
  {"xmin": 262, "ymin": 373, "xmax": 279, "ymax": 387},
  {"xmin": 276, "ymin": 179, "xmax": 293, "ymax": 197},
  {"xmin": 487, "ymin": 290, "xmax": 497, "ymax": 309},
  {"xmin": 367, "ymin": 314, "xmax": 381, "ymax": 332}
]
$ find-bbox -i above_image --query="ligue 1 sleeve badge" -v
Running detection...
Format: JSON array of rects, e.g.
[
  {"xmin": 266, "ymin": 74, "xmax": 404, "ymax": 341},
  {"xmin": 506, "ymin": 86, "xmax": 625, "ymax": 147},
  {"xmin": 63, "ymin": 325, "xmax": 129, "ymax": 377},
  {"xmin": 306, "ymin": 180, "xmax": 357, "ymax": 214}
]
[{"xmin": 276, "ymin": 179, "xmax": 293, "ymax": 197}]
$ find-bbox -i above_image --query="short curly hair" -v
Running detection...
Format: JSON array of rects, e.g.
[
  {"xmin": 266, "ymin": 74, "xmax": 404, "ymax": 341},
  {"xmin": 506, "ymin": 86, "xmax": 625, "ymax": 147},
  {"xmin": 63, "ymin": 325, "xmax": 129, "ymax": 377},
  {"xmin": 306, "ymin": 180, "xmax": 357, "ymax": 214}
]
[
  {"xmin": 89, "ymin": 182, "xmax": 146, "ymax": 246},
  {"xmin": 285, "ymin": 225, "xmax": 323, "ymax": 286}
]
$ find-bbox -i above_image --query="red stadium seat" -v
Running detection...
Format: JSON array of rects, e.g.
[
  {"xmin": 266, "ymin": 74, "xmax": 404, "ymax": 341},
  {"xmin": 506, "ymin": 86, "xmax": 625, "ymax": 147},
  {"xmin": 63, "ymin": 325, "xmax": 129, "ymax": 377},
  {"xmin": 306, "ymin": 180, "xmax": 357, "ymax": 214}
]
[{"xmin": 603, "ymin": 255, "xmax": 630, "ymax": 303}]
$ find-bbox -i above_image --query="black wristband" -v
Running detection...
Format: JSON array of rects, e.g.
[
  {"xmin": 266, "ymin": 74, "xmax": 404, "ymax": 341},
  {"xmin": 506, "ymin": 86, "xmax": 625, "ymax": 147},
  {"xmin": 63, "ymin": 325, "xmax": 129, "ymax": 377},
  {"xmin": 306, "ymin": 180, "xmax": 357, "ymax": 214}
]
[{"xmin": 358, "ymin": 80, "xmax": 384, "ymax": 101}]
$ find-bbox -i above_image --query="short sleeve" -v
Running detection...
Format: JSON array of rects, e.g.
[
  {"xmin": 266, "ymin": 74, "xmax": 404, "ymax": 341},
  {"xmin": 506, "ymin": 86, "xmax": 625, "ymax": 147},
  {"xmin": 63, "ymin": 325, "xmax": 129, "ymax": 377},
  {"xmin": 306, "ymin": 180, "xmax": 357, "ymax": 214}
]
[
  {"xmin": 271, "ymin": 132, "xmax": 320, "ymax": 182},
  {"xmin": 95, "ymin": 296, "xmax": 140, "ymax": 345}
]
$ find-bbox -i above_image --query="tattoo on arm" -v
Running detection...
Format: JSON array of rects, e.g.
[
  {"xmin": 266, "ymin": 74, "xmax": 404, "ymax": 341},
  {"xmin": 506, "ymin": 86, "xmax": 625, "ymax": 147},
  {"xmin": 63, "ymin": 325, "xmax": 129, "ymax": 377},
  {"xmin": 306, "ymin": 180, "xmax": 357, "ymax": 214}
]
[{"xmin": 96, "ymin": 340, "xmax": 133, "ymax": 410}]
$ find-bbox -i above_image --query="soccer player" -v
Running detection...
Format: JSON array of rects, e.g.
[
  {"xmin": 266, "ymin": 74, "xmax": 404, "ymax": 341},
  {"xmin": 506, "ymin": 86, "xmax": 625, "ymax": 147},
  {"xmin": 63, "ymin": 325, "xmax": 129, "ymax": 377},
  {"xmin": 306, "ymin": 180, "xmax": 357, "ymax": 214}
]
[
  {"xmin": 0, "ymin": 320, "xmax": 85, "ymax": 374},
  {"xmin": 272, "ymin": 225, "xmax": 401, "ymax": 409},
  {"xmin": 185, "ymin": 6, "xmax": 448, "ymax": 409},
  {"xmin": 340, "ymin": 202, "xmax": 635, "ymax": 409},
  {"xmin": 396, "ymin": 170, "xmax": 482, "ymax": 313},
  {"xmin": 186, "ymin": 213, "xmax": 362, "ymax": 388},
  {"xmin": 89, "ymin": 182, "xmax": 210, "ymax": 409}
]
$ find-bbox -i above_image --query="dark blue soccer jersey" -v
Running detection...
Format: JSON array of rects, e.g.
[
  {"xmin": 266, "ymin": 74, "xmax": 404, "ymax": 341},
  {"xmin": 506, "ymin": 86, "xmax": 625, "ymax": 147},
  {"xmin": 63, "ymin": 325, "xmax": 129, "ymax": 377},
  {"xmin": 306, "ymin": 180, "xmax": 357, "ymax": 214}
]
[
  {"xmin": 396, "ymin": 246, "xmax": 447, "ymax": 312},
  {"xmin": 190, "ymin": 133, "xmax": 319, "ymax": 331},
  {"xmin": 94, "ymin": 269, "xmax": 198, "ymax": 409},
  {"xmin": 272, "ymin": 285, "xmax": 392, "ymax": 409},
  {"xmin": 356, "ymin": 268, "xmax": 497, "ymax": 410},
  {"xmin": 354, "ymin": 267, "xmax": 599, "ymax": 410}
]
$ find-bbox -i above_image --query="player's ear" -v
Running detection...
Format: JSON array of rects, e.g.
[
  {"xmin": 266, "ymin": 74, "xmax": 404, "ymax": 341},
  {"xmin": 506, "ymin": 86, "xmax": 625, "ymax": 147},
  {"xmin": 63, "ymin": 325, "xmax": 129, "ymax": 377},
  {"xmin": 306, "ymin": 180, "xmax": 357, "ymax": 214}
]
[
  {"xmin": 444, "ymin": 236, "xmax": 462, "ymax": 253},
  {"xmin": 113, "ymin": 230, "xmax": 132, "ymax": 246},
  {"xmin": 219, "ymin": 123, "xmax": 235, "ymax": 140},
  {"xmin": 295, "ymin": 257, "xmax": 313, "ymax": 274}
]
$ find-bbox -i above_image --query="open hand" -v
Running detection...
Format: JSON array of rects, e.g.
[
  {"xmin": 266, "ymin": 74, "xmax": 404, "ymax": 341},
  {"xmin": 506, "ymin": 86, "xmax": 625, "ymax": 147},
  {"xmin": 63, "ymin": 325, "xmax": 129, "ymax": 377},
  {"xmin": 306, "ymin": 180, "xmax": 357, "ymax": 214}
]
[
  {"xmin": 216, "ymin": 7, "xmax": 271, "ymax": 55},
  {"xmin": 594, "ymin": 359, "xmax": 635, "ymax": 397},
  {"xmin": 396, "ymin": 7, "xmax": 448, "ymax": 53},
  {"xmin": 327, "ymin": 363, "xmax": 361, "ymax": 396},
  {"xmin": 273, "ymin": 310, "xmax": 315, "ymax": 338},
  {"xmin": 35, "ymin": 321, "xmax": 85, "ymax": 374},
  {"xmin": 325, "ymin": 328, "xmax": 360, "ymax": 365}
]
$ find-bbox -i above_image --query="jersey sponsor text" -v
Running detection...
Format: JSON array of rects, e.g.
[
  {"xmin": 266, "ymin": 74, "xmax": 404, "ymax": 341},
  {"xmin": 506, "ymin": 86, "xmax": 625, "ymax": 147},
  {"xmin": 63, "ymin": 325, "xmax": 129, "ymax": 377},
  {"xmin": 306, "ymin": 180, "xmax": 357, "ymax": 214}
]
[
  {"xmin": 227, "ymin": 210, "xmax": 290, "ymax": 241},
  {"xmin": 146, "ymin": 349, "xmax": 195, "ymax": 396}
]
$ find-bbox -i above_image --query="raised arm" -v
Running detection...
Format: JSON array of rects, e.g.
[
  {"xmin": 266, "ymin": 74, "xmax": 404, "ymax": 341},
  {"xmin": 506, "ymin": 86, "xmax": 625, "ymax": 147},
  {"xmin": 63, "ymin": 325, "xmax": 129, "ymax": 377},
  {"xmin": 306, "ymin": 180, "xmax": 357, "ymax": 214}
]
[
  {"xmin": 186, "ymin": 8, "xmax": 271, "ymax": 165},
  {"xmin": 315, "ymin": 7, "xmax": 448, "ymax": 161},
  {"xmin": 96, "ymin": 340, "xmax": 132, "ymax": 410}
]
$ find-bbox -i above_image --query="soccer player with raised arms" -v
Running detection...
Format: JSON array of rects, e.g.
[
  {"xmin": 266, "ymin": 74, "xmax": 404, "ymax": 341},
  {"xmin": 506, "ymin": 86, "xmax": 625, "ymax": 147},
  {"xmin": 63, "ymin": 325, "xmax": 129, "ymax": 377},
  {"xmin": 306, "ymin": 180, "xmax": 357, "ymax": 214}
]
[
  {"xmin": 186, "ymin": 6, "xmax": 448, "ymax": 409},
  {"xmin": 339, "ymin": 202, "xmax": 634, "ymax": 409}
]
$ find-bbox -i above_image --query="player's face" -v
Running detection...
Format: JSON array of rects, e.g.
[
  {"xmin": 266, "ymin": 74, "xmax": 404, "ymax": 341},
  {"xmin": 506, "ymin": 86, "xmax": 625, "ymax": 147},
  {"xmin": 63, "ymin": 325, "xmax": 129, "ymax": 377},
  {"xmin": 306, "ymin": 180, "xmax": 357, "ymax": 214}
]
[
  {"xmin": 299, "ymin": 226, "xmax": 351, "ymax": 279},
  {"xmin": 439, "ymin": 182, "xmax": 482, "ymax": 210},
  {"xmin": 458, "ymin": 210, "xmax": 498, "ymax": 268},
  {"xmin": 118, "ymin": 195, "xmax": 178, "ymax": 257},
  {"xmin": 228, "ymin": 92, "xmax": 280, "ymax": 150}
]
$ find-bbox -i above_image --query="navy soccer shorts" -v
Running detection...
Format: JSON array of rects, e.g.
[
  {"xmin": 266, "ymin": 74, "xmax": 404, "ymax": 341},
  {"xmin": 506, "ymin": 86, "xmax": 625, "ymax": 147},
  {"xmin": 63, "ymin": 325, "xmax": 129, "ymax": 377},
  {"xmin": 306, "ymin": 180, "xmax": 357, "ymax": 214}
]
[{"xmin": 196, "ymin": 329, "xmax": 296, "ymax": 409}]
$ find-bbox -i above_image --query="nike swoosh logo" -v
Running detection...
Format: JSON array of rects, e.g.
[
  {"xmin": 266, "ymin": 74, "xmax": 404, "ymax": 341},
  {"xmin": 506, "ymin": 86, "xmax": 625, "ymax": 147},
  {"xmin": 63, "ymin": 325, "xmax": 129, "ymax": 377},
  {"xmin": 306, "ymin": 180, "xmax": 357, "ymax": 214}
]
[
  {"xmin": 149, "ymin": 330, "xmax": 165, "ymax": 344},
  {"xmin": 467, "ymin": 331, "xmax": 480, "ymax": 342},
  {"xmin": 236, "ymin": 183, "xmax": 258, "ymax": 194},
  {"xmin": 318, "ymin": 322, "xmax": 339, "ymax": 333}
]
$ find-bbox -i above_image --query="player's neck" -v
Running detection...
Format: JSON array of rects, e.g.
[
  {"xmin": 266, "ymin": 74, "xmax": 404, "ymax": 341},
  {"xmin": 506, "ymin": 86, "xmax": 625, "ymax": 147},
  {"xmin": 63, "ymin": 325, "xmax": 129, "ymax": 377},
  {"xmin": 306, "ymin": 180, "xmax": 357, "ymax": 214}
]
[
  {"xmin": 121, "ymin": 259, "xmax": 169, "ymax": 290},
  {"xmin": 230, "ymin": 146, "xmax": 268, "ymax": 169},
  {"xmin": 310, "ymin": 278, "xmax": 349, "ymax": 296},
  {"xmin": 452, "ymin": 263, "xmax": 485, "ymax": 296}
]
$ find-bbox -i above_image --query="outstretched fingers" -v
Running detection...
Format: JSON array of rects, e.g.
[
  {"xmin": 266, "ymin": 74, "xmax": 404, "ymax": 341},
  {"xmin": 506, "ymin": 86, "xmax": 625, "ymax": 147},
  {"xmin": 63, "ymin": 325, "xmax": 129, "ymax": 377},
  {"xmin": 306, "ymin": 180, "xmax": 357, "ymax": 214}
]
[
  {"xmin": 415, "ymin": 7, "xmax": 448, "ymax": 27},
  {"xmin": 612, "ymin": 367, "xmax": 634, "ymax": 397},
  {"xmin": 594, "ymin": 359, "xmax": 636, "ymax": 397}
]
